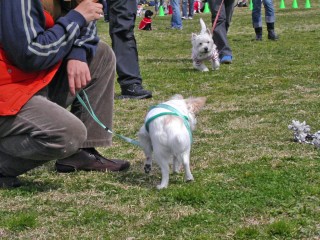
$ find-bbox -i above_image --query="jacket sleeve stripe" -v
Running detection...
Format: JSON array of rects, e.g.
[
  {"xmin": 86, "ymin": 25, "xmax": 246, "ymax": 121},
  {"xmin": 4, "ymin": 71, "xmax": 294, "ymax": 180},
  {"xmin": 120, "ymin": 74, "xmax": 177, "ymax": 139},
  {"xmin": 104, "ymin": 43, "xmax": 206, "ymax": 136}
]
[{"xmin": 22, "ymin": 0, "xmax": 79, "ymax": 57}]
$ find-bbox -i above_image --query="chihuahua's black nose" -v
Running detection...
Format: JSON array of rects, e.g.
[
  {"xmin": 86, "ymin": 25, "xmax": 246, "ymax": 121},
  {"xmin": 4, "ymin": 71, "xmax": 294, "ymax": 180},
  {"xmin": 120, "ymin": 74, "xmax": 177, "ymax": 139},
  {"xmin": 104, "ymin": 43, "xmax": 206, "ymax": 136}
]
[{"xmin": 204, "ymin": 47, "xmax": 208, "ymax": 52}]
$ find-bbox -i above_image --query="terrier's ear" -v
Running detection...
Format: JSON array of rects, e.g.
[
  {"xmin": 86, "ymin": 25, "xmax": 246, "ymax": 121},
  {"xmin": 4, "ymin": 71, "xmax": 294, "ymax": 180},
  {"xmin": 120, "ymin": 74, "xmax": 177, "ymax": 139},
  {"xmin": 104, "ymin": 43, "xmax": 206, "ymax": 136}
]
[
  {"xmin": 206, "ymin": 28, "xmax": 212, "ymax": 37},
  {"xmin": 191, "ymin": 33, "xmax": 198, "ymax": 41},
  {"xmin": 186, "ymin": 97, "xmax": 207, "ymax": 114}
]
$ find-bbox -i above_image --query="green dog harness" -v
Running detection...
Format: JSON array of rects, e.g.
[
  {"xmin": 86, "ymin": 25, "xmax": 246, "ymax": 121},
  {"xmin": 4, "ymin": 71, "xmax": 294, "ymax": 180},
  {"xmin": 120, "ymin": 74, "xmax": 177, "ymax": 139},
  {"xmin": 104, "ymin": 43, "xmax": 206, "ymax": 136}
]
[{"xmin": 145, "ymin": 103, "xmax": 193, "ymax": 143}]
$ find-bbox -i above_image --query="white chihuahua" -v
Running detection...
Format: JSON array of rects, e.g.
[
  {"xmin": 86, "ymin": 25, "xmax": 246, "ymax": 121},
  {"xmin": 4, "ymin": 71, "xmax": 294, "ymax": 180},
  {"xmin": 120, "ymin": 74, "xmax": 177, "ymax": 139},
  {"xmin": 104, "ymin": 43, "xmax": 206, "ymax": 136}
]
[
  {"xmin": 138, "ymin": 94, "xmax": 206, "ymax": 189},
  {"xmin": 191, "ymin": 18, "xmax": 220, "ymax": 72}
]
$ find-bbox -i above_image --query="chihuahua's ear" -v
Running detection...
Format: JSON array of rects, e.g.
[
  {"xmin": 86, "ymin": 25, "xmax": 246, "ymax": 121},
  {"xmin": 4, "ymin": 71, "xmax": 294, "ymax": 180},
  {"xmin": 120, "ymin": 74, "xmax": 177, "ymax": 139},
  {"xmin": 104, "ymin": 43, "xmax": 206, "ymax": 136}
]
[
  {"xmin": 186, "ymin": 97, "xmax": 207, "ymax": 114},
  {"xmin": 170, "ymin": 94, "xmax": 184, "ymax": 100}
]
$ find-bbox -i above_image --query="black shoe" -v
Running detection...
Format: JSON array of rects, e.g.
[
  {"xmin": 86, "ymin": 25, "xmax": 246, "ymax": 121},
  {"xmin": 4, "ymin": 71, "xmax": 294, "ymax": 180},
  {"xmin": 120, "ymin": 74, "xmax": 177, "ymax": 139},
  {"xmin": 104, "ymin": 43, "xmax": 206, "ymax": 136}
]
[
  {"xmin": 0, "ymin": 175, "xmax": 21, "ymax": 188},
  {"xmin": 120, "ymin": 84, "xmax": 152, "ymax": 99},
  {"xmin": 268, "ymin": 30, "xmax": 279, "ymax": 40},
  {"xmin": 55, "ymin": 148, "xmax": 130, "ymax": 172}
]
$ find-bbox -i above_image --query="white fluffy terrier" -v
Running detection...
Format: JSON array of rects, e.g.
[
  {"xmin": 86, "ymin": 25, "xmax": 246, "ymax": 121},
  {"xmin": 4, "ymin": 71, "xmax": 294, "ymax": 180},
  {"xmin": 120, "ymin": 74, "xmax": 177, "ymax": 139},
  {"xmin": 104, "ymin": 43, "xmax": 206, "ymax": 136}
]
[
  {"xmin": 192, "ymin": 18, "xmax": 220, "ymax": 72},
  {"xmin": 138, "ymin": 94, "xmax": 206, "ymax": 189}
]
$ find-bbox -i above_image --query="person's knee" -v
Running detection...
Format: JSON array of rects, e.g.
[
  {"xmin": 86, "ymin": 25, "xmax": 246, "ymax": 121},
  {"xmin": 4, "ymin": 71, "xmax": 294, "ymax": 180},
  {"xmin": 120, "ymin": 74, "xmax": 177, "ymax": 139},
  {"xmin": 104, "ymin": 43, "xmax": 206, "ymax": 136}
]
[
  {"xmin": 61, "ymin": 121, "xmax": 87, "ymax": 156},
  {"xmin": 43, "ymin": 117, "xmax": 87, "ymax": 159},
  {"xmin": 96, "ymin": 41, "xmax": 116, "ymax": 68}
]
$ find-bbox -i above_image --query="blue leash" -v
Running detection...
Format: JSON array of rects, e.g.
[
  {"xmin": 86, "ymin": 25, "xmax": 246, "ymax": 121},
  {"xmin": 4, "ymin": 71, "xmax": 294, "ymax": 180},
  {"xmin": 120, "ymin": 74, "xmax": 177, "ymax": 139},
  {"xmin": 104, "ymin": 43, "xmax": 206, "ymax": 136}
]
[{"xmin": 76, "ymin": 90, "xmax": 141, "ymax": 147}]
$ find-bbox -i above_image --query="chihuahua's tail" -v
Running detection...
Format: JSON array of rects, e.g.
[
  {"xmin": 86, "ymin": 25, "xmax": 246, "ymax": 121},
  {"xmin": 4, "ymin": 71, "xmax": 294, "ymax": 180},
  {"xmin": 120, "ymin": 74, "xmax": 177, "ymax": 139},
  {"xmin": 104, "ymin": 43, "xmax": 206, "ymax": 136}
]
[{"xmin": 200, "ymin": 18, "xmax": 207, "ymax": 35}]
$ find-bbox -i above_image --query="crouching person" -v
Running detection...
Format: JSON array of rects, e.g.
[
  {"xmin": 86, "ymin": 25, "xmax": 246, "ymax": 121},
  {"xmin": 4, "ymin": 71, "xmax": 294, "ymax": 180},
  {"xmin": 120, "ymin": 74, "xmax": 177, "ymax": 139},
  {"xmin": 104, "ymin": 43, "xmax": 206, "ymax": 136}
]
[{"xmin": 0, "ymin": 0, "xmax": 130, "ymax": 188}]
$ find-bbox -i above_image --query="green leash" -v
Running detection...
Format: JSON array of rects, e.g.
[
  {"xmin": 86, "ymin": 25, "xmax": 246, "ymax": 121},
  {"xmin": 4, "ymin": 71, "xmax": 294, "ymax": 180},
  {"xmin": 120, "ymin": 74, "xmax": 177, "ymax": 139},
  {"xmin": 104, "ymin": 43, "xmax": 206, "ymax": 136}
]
[
  {"xmin": 76, "ymin": 90, "xmax": 141, "ymax": 147},
  {"xmin": 77, "ymin": 90, "xmax": 193, "ymax": 147}
]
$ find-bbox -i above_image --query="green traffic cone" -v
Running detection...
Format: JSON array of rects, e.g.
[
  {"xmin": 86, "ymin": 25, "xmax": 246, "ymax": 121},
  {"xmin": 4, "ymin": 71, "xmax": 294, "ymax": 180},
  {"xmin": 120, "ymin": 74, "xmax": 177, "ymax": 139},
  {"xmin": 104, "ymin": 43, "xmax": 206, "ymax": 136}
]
[
  {"xmin": 158, "ymin": 5, "xmax": 165, "ymax": 16},
  {"xmin": 305, "ymin": 0, "xmax": 311, "ymax": 8},
  {"xmin": 292, "ymin": 0, "xmax": 298, "ymax": 8},
  {"xmin": 203, "ymin": 2, "xmax": 210, "ymax": 13},
  {"xmin": 280, "ymin": 0, "xmax": 286, "ymax": 9}
]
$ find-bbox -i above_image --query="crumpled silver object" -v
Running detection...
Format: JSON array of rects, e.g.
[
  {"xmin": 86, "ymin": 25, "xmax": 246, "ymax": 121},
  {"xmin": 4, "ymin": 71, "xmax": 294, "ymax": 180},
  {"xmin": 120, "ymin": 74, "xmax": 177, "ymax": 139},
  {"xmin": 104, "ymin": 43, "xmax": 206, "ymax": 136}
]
[
  {"xmin": 288, "ymin": 120, "xmax": 320, "ymax": 148},
  {"xmin": 311, "ymin": 131, "xmax": 320, "ymax": 148}
]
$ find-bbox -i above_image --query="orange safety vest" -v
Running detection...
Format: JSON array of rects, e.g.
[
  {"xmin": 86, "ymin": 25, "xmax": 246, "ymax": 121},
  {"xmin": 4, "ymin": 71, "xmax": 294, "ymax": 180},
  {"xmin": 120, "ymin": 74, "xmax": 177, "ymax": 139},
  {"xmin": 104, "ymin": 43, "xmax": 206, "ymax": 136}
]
[{"xmin": 0, "ymin": 9, "xmax": 61, "ymax": 116}]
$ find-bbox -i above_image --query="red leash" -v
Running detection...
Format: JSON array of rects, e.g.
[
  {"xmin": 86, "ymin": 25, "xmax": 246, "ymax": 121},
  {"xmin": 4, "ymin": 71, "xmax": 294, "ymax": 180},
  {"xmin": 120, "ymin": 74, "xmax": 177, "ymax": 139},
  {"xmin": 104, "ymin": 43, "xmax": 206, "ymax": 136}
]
[{"xmin": 211, "ymin": 0, "xmax": 225, "ymax": 33}]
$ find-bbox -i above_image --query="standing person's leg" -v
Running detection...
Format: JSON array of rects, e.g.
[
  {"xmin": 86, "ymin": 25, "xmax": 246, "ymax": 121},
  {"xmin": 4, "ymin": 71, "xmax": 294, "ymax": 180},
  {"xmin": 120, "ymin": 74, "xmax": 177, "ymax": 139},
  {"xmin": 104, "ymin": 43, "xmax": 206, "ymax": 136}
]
[
  {"xmin": 224, "ymin": 0, "xmax": 235, "ymax": 32},
  {"xmin": 263, "ymin": 0, "xmax": 278, "ymax": 40},
  {"xmin": 101, "ymin": 0, "xmax": 109, "ymax": 22},
  {"xmin": 188, "ymin": 0, "xmax": 194, "ymax": 18},
  {"xmin": 170, "ymin": 0, "xmax": 183, "ymax": 29},
  {"xmin": 107, "ymin": 0, "xmax": 152, "ymax": 99},
  {"xmin": 252, "ymin": 0, "xmax": 263, "ymax": 40},
  {"xmin": 223, "ymin": 0, "xmax": 235, "ymax": 60},
  {"xmin": 182, "ymin": 0, "xmax": 188, "ymax": 19},
  {"xmin": 208, "ymin": 0, "xmax": 233, "ymax": 63}
]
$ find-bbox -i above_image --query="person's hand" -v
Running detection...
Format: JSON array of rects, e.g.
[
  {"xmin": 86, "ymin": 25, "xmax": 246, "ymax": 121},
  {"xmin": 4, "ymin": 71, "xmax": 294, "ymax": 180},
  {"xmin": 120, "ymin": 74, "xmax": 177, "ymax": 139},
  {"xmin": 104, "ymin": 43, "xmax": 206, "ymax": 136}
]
[
  {"xmin": 74, "ymin": 0, "xmax": 103, "ymax": 23},
  {"xmin": 66, "ymin": 59, "xmax": 91, "ymax": 96}
]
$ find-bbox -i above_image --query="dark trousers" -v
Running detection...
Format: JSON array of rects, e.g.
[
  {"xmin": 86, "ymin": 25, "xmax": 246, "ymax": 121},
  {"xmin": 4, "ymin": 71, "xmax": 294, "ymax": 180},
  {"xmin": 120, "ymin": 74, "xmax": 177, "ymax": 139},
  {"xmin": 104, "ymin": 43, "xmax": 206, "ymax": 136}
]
[
  {"xmin": 0, "ymin": 42, "xmax": 115, "ymax": 177},
  {"xmin": 100, "ymin": 0, "xmax": 108, "ymax": 21},
  {"xmin": 208, "ymin": 0, "xmax": 234, "ymax": 58},
  {"xmin": 107, "ymin": 0, "xmax": 142, "ymax": 88}
]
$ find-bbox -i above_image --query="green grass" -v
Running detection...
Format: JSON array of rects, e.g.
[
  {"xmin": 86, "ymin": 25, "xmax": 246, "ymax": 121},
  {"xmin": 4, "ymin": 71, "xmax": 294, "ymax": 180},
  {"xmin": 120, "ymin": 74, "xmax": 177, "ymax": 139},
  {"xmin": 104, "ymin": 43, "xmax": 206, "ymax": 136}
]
[{"xmin": 1, "ymin": 6, "xmax": 320, "ymax": 240}]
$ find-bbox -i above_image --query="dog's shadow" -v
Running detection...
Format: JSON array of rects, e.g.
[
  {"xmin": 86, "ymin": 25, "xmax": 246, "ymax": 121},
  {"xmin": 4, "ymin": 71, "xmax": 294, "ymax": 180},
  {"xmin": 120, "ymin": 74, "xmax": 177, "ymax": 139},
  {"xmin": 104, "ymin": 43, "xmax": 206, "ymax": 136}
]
[
  {"xmin": 112, "ymin": 162, "xmax": 160, "ymax": 189},
  {"xmin": 5, "ymin": 161, "xmax": 186, "ymax": 192},
  {"xmin": 143, "ymin": 58, "xmax": 221, "ymax": 73},
  {"xmin": 112, "ymin": 162, "xmax": 184, "ymax": 189}
]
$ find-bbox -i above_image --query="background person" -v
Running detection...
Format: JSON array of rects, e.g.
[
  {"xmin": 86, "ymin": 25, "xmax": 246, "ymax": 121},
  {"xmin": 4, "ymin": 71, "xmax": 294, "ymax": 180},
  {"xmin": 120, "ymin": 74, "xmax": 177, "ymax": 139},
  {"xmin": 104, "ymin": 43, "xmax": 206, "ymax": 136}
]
[
  {"xmin": 207, "ymin": 0, "xmax": 234, "ymax": 64},
  {"xmin": 182, "ymin": 0, "xmax": 195, "ymax": 20},
  {"xmin": 169, "ymin": 0, "xmax": 183, "ymax": 30},
  {"xmin": 107, "ymin": 0, "xmax": 153, "ymax": 99},
  {"xmin": 252, "ymin": 0, "xmax": 278, "ymax": 40}
]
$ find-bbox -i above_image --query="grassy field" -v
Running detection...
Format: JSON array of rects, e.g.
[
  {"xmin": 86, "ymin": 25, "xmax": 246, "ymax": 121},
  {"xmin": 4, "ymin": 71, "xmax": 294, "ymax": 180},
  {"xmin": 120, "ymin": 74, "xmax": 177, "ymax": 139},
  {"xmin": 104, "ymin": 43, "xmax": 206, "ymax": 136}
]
[{"xmin": 1, "ymin": 5, "xmax": 320, "ymax": 240}]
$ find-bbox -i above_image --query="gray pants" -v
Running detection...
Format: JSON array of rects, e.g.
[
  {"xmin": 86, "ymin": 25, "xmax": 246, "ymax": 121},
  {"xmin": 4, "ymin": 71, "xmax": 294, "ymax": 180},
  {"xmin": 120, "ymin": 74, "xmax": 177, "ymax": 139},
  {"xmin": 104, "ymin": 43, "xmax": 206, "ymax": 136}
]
[
  {"xmin": 0, "ymin": 42, "xmax": 115, "ymax": 177},
  {"xmin": 107, "ymin": 0, "xmax": 142, "ymax": 88},
  {"xmin": 208, "ymin": 0, "xmax": 235, "ymax": 58}
]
